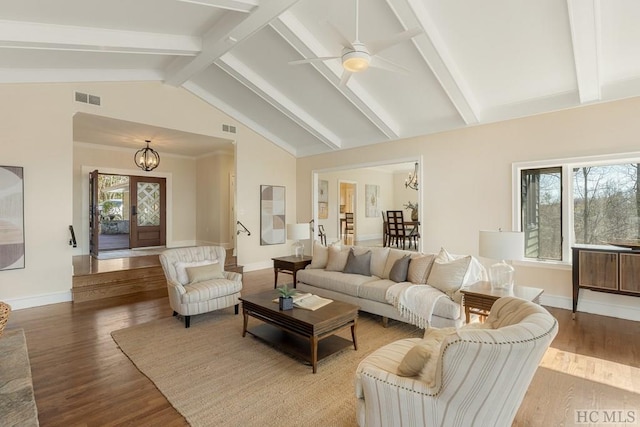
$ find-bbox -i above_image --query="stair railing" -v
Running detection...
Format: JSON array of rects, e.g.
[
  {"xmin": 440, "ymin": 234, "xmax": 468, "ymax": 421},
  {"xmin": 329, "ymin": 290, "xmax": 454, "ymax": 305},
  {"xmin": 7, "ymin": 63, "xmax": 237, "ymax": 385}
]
[{"xmin": 236, "ymin": 221, "xmax": 251, "ymax": 236}]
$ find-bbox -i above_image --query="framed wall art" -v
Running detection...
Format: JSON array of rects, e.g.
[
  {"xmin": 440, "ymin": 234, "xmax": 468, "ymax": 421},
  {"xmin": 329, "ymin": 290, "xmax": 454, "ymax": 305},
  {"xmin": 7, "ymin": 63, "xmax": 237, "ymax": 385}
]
[
  {"xmin": 318, "ymin": 179, "xmax": 328, "ymax": 219},
  {"xmin": 260, "ymin": 185, "xmax": 285, "ymax": 245},
  {"xmin": 365, "ymin": 184, "xmax": 380, "ymax": 218},
  {"xmin": 0, "ymin": 166, "xmax": 25, "ymax": 270}
]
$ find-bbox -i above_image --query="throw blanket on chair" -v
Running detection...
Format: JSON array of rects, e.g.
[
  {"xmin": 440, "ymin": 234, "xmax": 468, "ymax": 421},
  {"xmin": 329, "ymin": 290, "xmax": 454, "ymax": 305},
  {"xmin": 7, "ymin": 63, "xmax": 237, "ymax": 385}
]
[{"xmin": 386, "ymin": 283, "xmax": 447, "ymax": 329}]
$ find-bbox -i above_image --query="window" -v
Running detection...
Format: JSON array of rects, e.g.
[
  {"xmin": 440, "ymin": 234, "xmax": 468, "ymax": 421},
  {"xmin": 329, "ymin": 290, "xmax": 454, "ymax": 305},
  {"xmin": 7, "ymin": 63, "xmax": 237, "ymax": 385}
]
[{"xmin": 514, "ymin": 154, "xmax": 640, "ymax": 263}]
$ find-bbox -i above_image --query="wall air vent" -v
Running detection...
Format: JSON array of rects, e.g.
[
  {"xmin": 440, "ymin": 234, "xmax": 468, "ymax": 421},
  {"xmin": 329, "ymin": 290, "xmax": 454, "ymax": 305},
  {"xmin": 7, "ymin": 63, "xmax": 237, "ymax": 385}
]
[
  {"xmin": 222, "ymin": 124, "xmax": 237, "ymax": 134},
  {"xmin": 75, "ymin": 91, "xmax": 101, "ymax": 106}
]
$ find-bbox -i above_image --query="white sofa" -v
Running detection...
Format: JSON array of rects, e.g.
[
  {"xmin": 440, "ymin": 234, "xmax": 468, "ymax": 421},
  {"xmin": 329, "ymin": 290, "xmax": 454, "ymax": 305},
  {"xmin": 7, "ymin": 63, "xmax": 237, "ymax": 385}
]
[
  {"xmin": 354, "ymin": 296, "xmax": 558, "ymax": 427},
  {"xmin": 296, "ymin": 243, "xmax": 485, "ymax": 328}
]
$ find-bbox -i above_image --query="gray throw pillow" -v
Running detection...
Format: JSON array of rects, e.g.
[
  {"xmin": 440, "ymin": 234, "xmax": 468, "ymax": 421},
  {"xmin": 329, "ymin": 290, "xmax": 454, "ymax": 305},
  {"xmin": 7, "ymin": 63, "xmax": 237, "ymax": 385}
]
[
  {"xmin": 342, "ymin": 248, "xmax": 372, "ymax": 276},
  {"xmin": 389, "ymin": 255, "xmax": 411, "ymax": 283}
]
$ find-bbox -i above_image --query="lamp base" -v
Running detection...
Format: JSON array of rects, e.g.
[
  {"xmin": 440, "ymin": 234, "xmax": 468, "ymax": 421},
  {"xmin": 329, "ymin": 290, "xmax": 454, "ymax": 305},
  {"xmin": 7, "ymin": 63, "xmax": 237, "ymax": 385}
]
[
  {"xmin": 291, "ymin": 240, "xmax": 304, "ymax": 258},
  {"xmin": 489, "ymin": 260, "xmax": 514, "ymax": 290}
]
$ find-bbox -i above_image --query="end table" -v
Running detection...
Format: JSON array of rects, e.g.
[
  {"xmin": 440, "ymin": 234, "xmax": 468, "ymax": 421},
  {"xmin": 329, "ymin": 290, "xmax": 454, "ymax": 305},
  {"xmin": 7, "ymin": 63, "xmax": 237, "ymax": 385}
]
[
  {"xmin": 460, "ymin": 281, "xmax": 544, "ymax": 323},
  {"xmin": 271, "ymin": 255, "xmax": 313, "ymax": 288}
]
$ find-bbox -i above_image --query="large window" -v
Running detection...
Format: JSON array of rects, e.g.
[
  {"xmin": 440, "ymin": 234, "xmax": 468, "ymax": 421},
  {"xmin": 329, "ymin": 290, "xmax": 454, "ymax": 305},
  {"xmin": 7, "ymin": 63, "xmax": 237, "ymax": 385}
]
[{"xmin": 514, "ymin": 154, "xmax": 640, "ymax": 263}]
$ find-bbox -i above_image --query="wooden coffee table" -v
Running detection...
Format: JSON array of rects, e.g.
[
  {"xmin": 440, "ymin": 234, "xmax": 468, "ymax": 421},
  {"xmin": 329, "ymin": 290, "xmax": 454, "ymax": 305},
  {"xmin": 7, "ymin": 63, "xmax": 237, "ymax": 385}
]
[
  {"xmin": 460, "ymin": 281, "xmax": 544, "ymax": 323},
  {"xmin": 240, "ymin": 291, "xmax": 358, "ymax": 373}
]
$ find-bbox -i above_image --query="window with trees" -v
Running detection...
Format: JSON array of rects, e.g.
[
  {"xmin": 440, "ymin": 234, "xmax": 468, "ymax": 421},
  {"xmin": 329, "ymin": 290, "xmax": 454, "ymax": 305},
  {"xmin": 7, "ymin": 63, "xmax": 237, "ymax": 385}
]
[{"xmin": 514, "ymin": 155, "xmax": 640, "ymax": 263}]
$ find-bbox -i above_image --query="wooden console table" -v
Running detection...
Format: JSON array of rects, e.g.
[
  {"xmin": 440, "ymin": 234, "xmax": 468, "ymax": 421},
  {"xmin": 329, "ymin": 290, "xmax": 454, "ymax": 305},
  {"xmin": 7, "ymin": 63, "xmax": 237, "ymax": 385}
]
[{"xmin": 572, "ymin": 245, "xmax": 640, "ymax": 318}]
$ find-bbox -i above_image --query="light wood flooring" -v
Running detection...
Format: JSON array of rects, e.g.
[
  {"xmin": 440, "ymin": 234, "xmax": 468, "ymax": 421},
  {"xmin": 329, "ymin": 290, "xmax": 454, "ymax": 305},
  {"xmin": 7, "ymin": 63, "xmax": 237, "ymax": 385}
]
[{"xmin": 6, "ymin": 268, "xmax": 640, "ymax": 426}]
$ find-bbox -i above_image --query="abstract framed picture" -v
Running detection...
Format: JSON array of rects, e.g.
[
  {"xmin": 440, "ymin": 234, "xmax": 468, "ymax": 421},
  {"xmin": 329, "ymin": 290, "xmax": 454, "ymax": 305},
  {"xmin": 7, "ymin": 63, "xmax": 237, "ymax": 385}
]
[
  {"xmin": 318, "ymin": 180, "xmax": 329, "ymax": 219},
  {"xmin": 0, "ymin": 166, "xmax": 25, "ymax": 270},
  {"xmin": 260, "ymin": 185, "xmax": 285, "ymax": 245},
  {"xmin": 365, "ymin": 184, "xmax": 380, "ymax": 218}
]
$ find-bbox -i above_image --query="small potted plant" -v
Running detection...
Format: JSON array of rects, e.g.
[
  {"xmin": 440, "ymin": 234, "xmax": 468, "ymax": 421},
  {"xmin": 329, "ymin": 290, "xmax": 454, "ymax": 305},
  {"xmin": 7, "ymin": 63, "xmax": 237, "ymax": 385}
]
[{"xmin": 277, "ymin": 284, "xmax": 296, "ymax": 310}]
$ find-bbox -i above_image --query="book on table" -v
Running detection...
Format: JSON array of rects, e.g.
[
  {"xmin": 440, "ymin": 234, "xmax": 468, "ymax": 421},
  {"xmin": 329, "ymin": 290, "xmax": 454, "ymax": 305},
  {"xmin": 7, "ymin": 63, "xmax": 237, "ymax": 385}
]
[{"xmin": 273, "ymin": 292, "xmax": 333, "ymax": 311}]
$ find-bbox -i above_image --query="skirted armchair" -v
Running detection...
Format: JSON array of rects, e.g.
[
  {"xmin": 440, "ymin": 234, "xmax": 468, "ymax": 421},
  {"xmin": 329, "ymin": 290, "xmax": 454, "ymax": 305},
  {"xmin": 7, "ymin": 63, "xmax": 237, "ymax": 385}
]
[
  {"xmin": 159, "ymin": 246, "xmax": 242, "ymax": 328},
  {"xmin": 355, "ymin": 296, "xmax": 558, "ymax": 427}
]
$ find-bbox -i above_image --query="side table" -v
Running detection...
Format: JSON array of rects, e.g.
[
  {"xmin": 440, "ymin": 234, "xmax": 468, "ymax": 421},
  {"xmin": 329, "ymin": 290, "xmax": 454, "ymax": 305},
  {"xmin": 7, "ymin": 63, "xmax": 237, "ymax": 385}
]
[
  {"xmin": 271, "ymin": 255, "xmax": 313, "ymax": 288},
  {"xmin": 460, "ymin": 281, "xmax": 544, "ymax": 323}
]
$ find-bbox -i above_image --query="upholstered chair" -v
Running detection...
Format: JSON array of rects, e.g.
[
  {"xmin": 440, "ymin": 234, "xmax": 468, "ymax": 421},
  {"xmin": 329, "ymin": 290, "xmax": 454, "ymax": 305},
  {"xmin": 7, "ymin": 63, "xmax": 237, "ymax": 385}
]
[
  {"xmin": 355, "ymin": 296, "xmax": 558, "ymax": 427},
  {"xmin": 159, "ymin": 246, "xmax": 242, "ymax": 328}
]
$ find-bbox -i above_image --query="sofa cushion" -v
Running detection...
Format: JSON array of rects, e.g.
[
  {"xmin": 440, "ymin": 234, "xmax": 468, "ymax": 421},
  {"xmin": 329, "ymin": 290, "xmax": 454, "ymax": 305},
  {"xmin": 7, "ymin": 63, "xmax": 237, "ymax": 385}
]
[
  {"xmin": 398, "ymin": 327, "xmax": 457, "ymax": 381},
  {"xmin": 358, "ymin": 279, "xmax": 397, "ymax": 304},
  {"xmin": 309, "ymin": 240, "xmax": 329, "ymax": 269},
  {"xmin": 432, "ymin": 296, "xmax": 463, "ymax": 320},
  {"xmin": 369, "ymin": 247, "xmax": 390, "ymax": 278},
  {"xmin": 186, "ymin": 262, "xmax": 225, "ymax": 284},
  {"xmin": 326, "ymin": 245, "xmax": 351, "ymax": 271},
  {"xmin": 407, "ymin": 254, "xmax": 434, "ymax": 284},
  {"xmin": 296, "ymin": 269, "xmax": 376, "ymax": 297},
  {"xmin": 382, "ymin": 249, "xmax": 412, "ymax": 279},
  {"xmin": 175, "ymin": 260, "xmax": 217, "ymax": 285},
  {"xmin": 389, "ymin": 255, "xmax": 411, "ymax": 282},
  {"xmin": 343, "ymin": 248, "xmax": 372, "ymax": 276},
  {"xmin": 181, "ymin": 279, "xmax": 242, "ymax": 303},
  {"xmin": 427, "ymin": 256, "xmax": 472, "ymax": 298}
]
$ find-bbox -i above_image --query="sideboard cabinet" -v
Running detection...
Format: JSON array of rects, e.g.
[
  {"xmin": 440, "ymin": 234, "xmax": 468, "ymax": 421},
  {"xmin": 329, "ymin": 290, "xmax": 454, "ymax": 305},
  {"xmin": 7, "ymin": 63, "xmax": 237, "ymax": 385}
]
[{"xmin": 572, "ymin": 246, "xmax": 640, "ymax": 318}]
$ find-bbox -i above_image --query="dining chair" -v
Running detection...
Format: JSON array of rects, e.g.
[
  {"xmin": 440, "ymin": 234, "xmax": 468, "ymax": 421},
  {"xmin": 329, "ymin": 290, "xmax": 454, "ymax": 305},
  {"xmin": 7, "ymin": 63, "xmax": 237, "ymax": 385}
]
[
  {"xmin": 345, "ymin": 212, "xmax": 355, "ymax": 238},
  {"xmin": 381, "ymin": 211, "xmax": 389, "ymax": 247},
  {"xmin": 386, "ymin": 210, "xmax": 409, "ymax": 249}
]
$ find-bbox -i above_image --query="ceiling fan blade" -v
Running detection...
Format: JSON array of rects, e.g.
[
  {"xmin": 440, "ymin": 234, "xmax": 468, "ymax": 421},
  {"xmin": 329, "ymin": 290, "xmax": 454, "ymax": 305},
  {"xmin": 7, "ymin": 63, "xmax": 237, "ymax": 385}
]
[
  {"xmin": 288, "ymin": 56, "xmax": 340, "ymax": 65},
  {"xmin": 369, "ymin": 56, "xmax": 411, "ymax": 74},
  {"xmin": 321, "ymin": 20, "xmax": 354, "ymax": 50},
  {"xmin": 368, "ymin": 27, "xmax": 423, "ymax": 55},
  {"xmin": 339, "ymin": 70, "xmax": 353, "ymax": 86}
]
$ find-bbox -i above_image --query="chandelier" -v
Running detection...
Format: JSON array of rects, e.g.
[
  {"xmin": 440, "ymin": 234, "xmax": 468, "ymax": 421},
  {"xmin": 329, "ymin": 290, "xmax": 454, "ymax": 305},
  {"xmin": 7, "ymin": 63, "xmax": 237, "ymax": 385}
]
[
  {"xmin": 405, "ymin": 162, "xmax": 418, "ymax": 190},
  {"xmin": 134, "ymin": 140, "xmax": 160, "ymax": 171}
]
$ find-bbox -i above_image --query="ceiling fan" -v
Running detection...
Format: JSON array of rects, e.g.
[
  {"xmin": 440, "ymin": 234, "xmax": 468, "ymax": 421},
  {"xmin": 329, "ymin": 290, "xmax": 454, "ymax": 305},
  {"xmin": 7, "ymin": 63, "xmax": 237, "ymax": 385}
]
[{"xmin": 289, "ymin": 0, "xmax": 423, "ymax": 86}]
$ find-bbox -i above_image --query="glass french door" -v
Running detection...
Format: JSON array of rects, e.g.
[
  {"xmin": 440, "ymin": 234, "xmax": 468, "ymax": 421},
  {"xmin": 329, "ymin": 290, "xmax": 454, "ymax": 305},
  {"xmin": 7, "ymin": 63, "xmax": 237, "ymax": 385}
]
[{"xmin": 130, "ymin": 176, "xmax": 166, "ymax": 248}]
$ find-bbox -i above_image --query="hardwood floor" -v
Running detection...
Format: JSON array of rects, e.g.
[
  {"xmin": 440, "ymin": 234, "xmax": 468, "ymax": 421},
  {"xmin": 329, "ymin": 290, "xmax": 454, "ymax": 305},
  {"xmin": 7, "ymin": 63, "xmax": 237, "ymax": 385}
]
[{"xmin": 6, "ymin": 269, "xmax": 640, "ymax": 426}]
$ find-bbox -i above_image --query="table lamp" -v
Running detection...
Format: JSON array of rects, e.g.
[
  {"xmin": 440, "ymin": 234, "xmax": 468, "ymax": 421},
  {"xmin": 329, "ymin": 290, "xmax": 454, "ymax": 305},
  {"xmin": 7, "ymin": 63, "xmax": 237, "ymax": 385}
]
[
  {"xmin": 479, "ymin": 230, "xmax": 524, "ymax": 289},
  {"xmin": 287, "ymin": 223, "xmax": 309, "ymax": 258}
]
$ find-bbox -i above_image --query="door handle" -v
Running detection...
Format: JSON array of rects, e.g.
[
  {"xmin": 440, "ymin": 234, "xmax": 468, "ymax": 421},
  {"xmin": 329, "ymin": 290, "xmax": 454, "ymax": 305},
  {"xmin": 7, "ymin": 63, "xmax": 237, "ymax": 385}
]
[{"xmin": 131, "ymin": 206, "xmax": 137, "ymax": 216}]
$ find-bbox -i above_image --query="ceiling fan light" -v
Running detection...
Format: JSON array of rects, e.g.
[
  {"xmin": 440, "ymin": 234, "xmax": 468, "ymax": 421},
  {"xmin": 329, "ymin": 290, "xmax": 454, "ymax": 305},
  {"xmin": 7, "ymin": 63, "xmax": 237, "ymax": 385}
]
[{"xmin": 342, "ymin": 51, "xmax": 370, "ymax": 72}]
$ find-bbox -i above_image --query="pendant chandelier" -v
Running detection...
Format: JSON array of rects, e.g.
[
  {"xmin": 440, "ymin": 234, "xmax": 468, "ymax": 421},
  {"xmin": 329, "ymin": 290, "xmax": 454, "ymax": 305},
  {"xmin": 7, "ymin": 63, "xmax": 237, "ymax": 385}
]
[
  {"xmin": 405, "ymin": 162, "xmax": 418, "ymax": 190},
  {"xmin": 134, "ymin": 140, "xmax": 160, "ymax": 171}
]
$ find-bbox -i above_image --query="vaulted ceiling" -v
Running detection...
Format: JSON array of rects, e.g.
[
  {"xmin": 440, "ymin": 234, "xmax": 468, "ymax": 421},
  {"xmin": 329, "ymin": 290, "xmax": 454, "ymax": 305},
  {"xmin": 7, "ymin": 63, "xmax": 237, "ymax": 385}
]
[{"xmin": 2, "ymin": 0, "xmax": 639, "ymax": 158}]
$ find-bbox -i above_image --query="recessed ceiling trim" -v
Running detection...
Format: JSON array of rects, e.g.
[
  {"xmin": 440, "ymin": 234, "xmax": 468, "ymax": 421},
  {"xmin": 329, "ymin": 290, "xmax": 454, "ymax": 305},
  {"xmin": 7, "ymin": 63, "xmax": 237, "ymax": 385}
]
[
  {"xmin": 217, "ymin": 54, "xmax": 341, "ymax": 150},
  {"xmin": 272, "ymin": 12, "xmax": 401, "ymax": 139},
  {"xmin": 0, "ymin": 68, "xmax": 163, "ymax": 84},
  {"xmin": 401, "ymin": 0, "xmax": 479, "ymax": 124},
  {"xmin": 165, "ymin": 0, "xmax": 302, "ymax": 86},
  {"xmin": 176, "ymin": 0, "xmax": 258, "ymax": 13},
  {"xmin": 567, "ymin": 0, "xmax": 602, "ymax": 103},
  {"xmin": 0, "ymin": 20, "xmax": 201, "ymax": 56}
]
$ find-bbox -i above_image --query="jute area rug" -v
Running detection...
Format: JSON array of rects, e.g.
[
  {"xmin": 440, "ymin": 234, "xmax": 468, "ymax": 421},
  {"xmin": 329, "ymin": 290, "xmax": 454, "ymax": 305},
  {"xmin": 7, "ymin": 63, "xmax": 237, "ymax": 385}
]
[{"xmin": 111, "ymin": 309, "xmax": 422, "ymax": 426}]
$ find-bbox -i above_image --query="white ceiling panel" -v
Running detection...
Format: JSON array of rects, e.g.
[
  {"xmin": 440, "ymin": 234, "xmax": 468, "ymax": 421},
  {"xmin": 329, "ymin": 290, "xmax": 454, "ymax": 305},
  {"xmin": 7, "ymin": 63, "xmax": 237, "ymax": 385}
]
[{"xmin": 1, "ymin": 0, "xmax": 639, "ymax": 157}]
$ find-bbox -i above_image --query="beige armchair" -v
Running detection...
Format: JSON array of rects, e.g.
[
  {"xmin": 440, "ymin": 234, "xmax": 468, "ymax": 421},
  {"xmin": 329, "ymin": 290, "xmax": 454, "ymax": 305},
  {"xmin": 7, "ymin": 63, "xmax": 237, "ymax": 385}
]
[
  {"xmin": 159, "ymin": 246, "xmax": 242, "ymax": 328},
  {"xmin": 355, "ymin": 296, "xmax": 558, "ymax": 427}
]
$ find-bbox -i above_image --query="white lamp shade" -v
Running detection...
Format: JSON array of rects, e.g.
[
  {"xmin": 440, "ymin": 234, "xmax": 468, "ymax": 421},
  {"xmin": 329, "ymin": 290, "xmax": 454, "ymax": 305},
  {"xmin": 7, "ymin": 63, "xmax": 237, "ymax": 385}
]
[
  {"xmin": 287, "ymin": 223, "xmax": 309, "ymax": 241},
  {"xmin": 479, "ymin": 230, "xmax": 524, "ymax": 261}
]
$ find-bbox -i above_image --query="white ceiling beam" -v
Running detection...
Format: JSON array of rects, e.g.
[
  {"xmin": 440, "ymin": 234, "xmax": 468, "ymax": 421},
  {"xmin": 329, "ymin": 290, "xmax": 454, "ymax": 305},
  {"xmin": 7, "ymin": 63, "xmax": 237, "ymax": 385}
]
[
  {"xmin": 566, "ymin": 0, "xmax": 601, "ymax": 103},
  {"xmin": 217, "ymin": 54, "xmax": 341, "ymax": 150},
  {"xmin": 176, "ymin": 0, "xmax": 258, "ymax": 13},
  {"xmin": 0, "ymin": 20, "xmax": 200, "ymax": 56},
  {"xmin": 397, "ymin": 0, "xmax": 479, "ymax": 125},
  {"xmin": 164, "ymin": 0, "xmax": 302, "ymax": 86},
  {"xmin": 271, "ymin": 11, "xmax": 401, "ymax": 139}
]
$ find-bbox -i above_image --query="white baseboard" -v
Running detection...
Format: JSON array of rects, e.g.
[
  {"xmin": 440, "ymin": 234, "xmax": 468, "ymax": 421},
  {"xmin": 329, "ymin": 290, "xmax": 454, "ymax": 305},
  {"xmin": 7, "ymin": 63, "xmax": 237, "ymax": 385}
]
[
  {"xmin": 195, "ymin": 240, "xmax": 233, "ymax": 249},
  {"xmin": 541, "ymin": 292, "xmax": 640, "ymax": 322},
  {"xmin": 167, "ymin": 240, "xmax": 196, "ymax": 248},
  {"xmin": 242, "ymin": 260, "xmax": 273, "ymax": 272},
  {"xmin": 6, "ymin": 290, "xmax": 72, "ymax": 310}
]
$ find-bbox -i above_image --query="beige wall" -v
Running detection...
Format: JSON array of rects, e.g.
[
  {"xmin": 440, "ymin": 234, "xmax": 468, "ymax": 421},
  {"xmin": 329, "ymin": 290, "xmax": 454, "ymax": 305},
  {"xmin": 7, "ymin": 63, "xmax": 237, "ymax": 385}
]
[
  {"xmin": 0, "ymin": 81, "xmax": 297, "ymax": 307},
  {"xmin": 196, "ymin": 152, "xmax": 234, "ymax": 247},
  {"xmin": 298, "ymin": 97, "xmax": 640, "ymax": 320}
]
